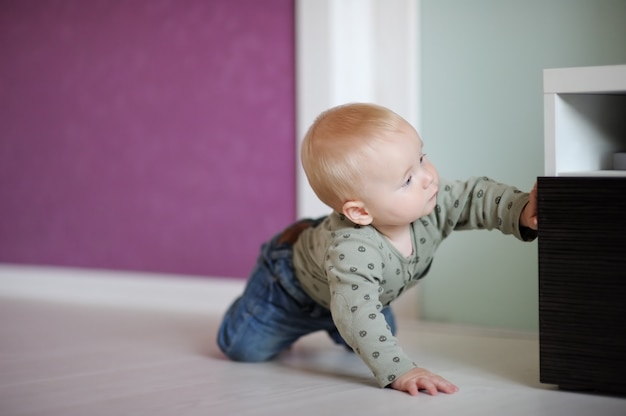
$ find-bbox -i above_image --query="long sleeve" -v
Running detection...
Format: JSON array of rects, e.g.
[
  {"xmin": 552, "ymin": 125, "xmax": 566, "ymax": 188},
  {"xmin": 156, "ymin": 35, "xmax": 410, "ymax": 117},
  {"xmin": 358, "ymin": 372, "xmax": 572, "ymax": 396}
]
[
  {"xmin": 433, "ymin": 177, "xmax": 537, "ymax": 241},
  {"xmin": 325, "ymin": 231, "xmax": 418, "ymax": 387}
]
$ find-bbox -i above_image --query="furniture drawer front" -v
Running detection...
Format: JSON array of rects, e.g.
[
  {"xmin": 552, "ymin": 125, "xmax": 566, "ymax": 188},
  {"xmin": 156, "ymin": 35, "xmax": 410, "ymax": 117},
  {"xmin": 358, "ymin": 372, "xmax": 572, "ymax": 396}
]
[{"xmin": 538, "ymin": 176, "xmax": 626, "ymax": 394}]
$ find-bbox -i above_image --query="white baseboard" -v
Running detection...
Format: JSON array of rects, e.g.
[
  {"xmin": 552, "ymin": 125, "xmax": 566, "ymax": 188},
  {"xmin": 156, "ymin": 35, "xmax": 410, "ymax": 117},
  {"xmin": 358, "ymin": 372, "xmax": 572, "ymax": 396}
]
[
  {"xmin": 0, "ymin": 263, "xmax": 420, "ymax": 320},
  {"xmin": 0, "ymin": 264, "xmax": 245, "ymax": 315}
]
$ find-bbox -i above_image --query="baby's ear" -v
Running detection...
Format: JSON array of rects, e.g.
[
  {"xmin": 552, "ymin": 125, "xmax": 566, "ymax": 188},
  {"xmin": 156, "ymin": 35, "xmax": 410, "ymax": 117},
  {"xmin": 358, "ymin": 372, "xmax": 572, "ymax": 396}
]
[{"xmin": 342, "ymin": 201, "xmax": 373, "ymax": 226}]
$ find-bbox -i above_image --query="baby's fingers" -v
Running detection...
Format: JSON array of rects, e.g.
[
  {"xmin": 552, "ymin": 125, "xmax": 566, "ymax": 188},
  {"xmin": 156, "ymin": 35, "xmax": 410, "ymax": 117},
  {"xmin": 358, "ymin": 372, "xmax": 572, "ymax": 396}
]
[
  {"xmin": 417, "ymin": 377, "xmax": 439, "ymax": 396},
  {"xmin": 419, "ymin": 376, "xmax": 459, "ymax": 396},
  {"xmin": 437, "ymin": 378, "xmax": 459, "ymax": 394}
]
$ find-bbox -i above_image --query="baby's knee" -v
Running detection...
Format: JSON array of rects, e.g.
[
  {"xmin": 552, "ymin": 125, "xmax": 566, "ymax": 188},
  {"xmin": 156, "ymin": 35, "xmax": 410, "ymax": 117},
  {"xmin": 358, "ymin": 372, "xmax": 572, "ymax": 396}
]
[
  {"xmin": 216, "ymin": 326, "xmax": 275, "ymax": 362},
  {"xmin": 217, "ymin": 338, "xmax": 276, "ymax": 363}
]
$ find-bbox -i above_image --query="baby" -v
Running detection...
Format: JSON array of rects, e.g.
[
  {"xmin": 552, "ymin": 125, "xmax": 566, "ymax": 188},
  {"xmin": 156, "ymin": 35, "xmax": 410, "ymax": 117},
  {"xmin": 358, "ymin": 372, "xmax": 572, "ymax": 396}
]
[{"xmin": 217, "ymin": 103, "xmax": 538, "ymax": 396}]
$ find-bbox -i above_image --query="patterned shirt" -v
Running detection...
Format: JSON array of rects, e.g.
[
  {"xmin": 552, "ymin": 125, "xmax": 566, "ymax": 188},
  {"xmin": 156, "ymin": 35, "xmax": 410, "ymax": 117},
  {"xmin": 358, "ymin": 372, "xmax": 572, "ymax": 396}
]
[{"xmin": 292, "ymin": 177, "xmax": 536, "ymax": 387}]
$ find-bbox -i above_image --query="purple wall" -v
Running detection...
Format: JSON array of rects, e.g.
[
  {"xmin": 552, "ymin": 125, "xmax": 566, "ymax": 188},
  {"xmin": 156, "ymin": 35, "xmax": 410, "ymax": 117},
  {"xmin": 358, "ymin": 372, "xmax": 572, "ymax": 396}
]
[{"xmin": 0, "ymin": 0, "xmax": 296, "ymax": 278}]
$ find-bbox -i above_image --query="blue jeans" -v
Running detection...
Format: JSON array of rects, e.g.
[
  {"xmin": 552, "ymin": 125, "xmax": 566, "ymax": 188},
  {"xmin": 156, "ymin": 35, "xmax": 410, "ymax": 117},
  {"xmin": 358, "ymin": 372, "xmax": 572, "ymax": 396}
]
[{"xmin": 217, "ymin": 219, "xmax": 397, "ymax": 362}]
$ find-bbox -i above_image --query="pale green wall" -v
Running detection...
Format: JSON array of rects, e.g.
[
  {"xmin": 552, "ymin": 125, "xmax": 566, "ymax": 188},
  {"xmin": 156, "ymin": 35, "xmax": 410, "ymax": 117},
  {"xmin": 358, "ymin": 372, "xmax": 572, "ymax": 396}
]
[{"xmin": 419, "ymin": 0, "xmax": 626, "ymax": 330}]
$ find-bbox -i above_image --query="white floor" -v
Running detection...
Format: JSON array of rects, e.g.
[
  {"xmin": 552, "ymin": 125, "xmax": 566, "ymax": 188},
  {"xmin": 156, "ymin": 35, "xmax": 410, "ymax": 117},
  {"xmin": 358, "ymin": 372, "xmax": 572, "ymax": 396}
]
[{"xmin": 0, "ymin": 267, "xmax": 625, "ymax": 416}]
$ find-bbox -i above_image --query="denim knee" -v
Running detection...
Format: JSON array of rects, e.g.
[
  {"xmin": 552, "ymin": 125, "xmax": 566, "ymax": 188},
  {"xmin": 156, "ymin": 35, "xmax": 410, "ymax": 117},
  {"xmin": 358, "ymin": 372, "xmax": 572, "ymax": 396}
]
[
  {"xmin": 216, "ymin": 298, "xmax": 281, "ymax": 363},
  {"xmin": 217, "ymin": 334, "xmax": 276, "ymax": 363}
]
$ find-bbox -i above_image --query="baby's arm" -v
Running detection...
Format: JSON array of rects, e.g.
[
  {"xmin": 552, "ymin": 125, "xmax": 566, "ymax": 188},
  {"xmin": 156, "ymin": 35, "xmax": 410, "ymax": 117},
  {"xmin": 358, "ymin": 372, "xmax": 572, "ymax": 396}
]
[{"xmin": 390, "ymin": 367, "xmax": 459, "ymax": 396}]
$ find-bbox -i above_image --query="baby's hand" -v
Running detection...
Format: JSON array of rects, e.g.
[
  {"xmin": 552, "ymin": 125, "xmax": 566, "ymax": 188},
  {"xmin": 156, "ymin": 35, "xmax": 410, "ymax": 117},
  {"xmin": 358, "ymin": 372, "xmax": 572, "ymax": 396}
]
[
  {"xmin": 390, "ymin": 367, "xmax": 459, "ymax": 396},
  {"xmin": 520, "ymin": 182, "xmax": 538, "ymax": 230}
]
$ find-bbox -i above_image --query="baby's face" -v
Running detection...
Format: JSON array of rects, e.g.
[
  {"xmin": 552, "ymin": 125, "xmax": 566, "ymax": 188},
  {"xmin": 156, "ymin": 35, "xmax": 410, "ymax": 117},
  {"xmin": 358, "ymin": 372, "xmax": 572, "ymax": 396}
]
[{"xmin": 359, "ymin": 124, "xmax": 440, "ymax": 228}]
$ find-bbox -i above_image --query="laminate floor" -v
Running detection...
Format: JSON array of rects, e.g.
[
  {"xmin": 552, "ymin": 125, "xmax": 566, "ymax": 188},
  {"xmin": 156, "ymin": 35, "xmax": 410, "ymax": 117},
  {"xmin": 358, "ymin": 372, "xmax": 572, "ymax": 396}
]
[{"xmin": 1, "ymin": 297, "xmax": 624, "ymax": 416}]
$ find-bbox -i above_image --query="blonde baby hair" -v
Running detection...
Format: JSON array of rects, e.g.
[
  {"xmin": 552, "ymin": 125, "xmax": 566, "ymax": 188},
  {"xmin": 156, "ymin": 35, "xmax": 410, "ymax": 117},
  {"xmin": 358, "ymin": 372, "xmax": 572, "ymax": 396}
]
[{"xmin": 301, "ymin": 103, "xmax": 408, "ymax": 212}]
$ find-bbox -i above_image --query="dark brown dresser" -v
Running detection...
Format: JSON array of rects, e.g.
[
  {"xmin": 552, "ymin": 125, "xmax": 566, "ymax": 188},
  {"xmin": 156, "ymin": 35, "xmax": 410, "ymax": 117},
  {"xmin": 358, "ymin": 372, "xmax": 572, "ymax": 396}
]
[{"xmin": 538, "ymin": 176, "xmax": 626, "ymax": 394}]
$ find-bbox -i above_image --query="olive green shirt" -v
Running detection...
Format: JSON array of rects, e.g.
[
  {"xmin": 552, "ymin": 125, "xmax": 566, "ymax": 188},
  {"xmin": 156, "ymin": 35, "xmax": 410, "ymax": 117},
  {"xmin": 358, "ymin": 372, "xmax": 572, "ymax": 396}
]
[{"xmin": 292, "ymin": 177, "xmax": 536, "ymax": 387}]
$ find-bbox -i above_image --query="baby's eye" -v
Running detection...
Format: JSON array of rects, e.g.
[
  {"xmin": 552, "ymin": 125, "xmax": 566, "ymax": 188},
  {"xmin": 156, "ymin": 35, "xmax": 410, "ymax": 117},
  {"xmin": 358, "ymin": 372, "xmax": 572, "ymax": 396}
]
[
  {"xmin": 420, "ymin": 153, "xmax": 427, "ymax": 164},
  {"xmin": 403, "ymin": 176, "xmax": 413, "ymax": 187}
]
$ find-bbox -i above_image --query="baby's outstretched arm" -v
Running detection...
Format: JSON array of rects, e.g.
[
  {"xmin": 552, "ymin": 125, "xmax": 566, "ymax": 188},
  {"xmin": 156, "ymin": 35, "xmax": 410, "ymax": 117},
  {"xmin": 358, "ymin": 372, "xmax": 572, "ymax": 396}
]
[
  {"xmin": 390, "ymin": 367, "xmax": 459, "ymax": 396},
  {"xmin": 520, "ymin": 182, "xmax": 538, "ymax": 230}
]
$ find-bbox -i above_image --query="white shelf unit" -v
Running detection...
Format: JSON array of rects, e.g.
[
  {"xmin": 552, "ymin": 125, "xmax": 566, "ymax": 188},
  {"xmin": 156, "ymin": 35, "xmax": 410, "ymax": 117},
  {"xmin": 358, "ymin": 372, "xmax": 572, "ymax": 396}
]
[{"xmin": 543, "ymin": 64, "xmax": 626, "ymax": 176}]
